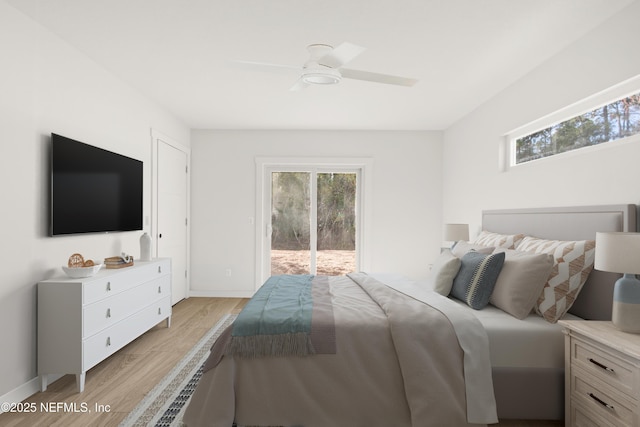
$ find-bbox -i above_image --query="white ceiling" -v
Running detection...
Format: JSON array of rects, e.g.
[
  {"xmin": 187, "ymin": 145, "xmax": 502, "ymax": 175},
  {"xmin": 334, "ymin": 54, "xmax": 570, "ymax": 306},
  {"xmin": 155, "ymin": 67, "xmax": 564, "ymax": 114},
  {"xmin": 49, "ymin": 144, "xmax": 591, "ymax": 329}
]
[{"xmin": 7, "ymin": 0, "xmax": 636, "ymax": 130}]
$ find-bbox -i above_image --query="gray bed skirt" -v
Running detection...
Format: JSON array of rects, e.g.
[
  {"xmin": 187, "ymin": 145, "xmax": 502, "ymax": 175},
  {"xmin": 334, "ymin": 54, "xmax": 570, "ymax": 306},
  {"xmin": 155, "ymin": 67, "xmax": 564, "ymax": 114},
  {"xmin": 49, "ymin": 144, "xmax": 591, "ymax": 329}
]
[{"xmin": 493, "ymin": 367, "xmax": 564, "ymax": 420}]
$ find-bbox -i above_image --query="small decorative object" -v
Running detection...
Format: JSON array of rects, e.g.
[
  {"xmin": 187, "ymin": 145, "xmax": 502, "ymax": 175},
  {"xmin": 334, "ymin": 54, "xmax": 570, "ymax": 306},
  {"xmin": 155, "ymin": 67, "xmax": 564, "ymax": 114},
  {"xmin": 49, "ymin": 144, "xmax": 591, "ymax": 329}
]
[
  {"xmin": 67, "ymin": 253, "xmax": 85, "ymax": 268},
  {"xmin": 140, "ymin": 232, "xmax": 152, "ymax": 261},
  {"xmin": 594, "ymin": 232, "xmax": 640, "ymax": 333},
  {"xmin": 63, "ymin": 253, "xmax": 102, "ymax": 278},
  {"xmin": 104, "ymin": 252, "xmax": 134, "ymax": 269}
]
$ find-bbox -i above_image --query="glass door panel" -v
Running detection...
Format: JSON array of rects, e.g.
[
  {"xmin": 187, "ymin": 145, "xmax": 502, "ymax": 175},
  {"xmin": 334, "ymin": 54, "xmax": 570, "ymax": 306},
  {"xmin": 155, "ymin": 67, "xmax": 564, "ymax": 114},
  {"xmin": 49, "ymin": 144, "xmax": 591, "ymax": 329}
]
[
  {"xmin": 270, "ymin": 172, "xmax": 311, "ymax": 275},
  {"xmin": 316, "ymin": 173, "xmax": 357, "ymax": 275}
]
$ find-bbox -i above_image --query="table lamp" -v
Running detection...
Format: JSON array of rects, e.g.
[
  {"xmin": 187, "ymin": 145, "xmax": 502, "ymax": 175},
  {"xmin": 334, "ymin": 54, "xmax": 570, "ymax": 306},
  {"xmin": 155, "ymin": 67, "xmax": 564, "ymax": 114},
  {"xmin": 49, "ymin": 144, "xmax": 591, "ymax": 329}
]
[
  {"xmin": 594, "ymin": 232, "xmax": 640, "ymax": 333},
  {"xmin": 444, "ymin": 224, "xmax": 469, "ymax": 248}
]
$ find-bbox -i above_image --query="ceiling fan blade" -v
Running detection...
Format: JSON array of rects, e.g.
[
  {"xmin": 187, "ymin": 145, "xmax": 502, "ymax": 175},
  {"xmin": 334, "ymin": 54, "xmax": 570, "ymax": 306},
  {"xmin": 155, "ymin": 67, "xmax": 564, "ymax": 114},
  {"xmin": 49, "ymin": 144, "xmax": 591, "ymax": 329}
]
[
  {"xmin": 318, "ymin": 42, "xmax": 366, "ymax": 68},
  {"xmin": 289, "ymin": 79, "xmax": 310, "ymax": 91},
  {"xmin": 230, "ymin": 60, "xmax": 301, "ymax": 74},
  {"xmin": 340, "ymin": 68, "xmax": 418, "ymax": 87}
]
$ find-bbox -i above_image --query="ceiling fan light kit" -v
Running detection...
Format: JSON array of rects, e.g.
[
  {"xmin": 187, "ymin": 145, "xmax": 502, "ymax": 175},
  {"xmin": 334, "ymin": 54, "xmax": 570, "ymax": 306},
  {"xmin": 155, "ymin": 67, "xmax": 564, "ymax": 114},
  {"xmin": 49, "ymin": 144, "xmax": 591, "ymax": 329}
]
[{"xmin": 301, "ymin": 67, "xmax": 341, "ymax": 85}]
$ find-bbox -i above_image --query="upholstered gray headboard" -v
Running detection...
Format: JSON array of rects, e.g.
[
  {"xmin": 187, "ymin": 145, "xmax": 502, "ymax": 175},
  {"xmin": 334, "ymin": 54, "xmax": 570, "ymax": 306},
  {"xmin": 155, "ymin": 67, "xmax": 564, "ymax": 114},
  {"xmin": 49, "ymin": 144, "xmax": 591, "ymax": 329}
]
[{"xmin": 482, "ymin": 204, "xmax": 637, "ymax": 320}]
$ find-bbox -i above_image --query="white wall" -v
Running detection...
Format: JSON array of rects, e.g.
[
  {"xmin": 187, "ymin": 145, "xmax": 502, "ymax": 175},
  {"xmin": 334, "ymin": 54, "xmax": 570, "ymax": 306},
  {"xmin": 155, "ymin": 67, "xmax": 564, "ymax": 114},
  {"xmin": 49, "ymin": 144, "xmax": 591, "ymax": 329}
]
[
  {"xmin": 442, "ymin": 1, "xmax": 640, "ymax": 237},
  {"xmin": 190, "ymin": 130, "xmax": 443, "ymax": 296},
  {"xmin": 0, "ymin": 2, "xmax": 189, "ymax": 401}
]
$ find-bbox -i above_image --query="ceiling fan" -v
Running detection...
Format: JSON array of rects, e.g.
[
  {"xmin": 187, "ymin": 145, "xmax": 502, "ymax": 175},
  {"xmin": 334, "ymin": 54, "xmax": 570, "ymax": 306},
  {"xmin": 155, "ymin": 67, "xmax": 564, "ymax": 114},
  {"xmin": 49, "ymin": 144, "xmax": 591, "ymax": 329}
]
[{"xmin": 234, "ymin": 42, "xmax": 418, "ymax": 91}]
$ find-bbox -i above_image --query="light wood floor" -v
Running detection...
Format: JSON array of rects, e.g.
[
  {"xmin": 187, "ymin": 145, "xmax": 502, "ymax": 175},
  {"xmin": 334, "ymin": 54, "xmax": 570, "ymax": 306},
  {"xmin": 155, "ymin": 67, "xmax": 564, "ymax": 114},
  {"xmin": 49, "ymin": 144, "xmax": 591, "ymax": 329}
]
[
  {"xmin": 0, "ymin": 297, "xmax": 563, "ymax": 427},
  {"xmin": 0, "ymin": 297, "xmax": 247, "ymax": 427}
]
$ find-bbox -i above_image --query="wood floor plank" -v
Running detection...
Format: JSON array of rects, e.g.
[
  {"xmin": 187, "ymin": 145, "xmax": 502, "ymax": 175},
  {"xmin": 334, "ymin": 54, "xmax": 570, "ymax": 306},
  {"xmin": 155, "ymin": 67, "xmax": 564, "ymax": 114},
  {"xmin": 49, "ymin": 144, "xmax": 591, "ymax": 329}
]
[{"xmin": 0, "ymin": 296, "xmax": 563, "ymax": 426}]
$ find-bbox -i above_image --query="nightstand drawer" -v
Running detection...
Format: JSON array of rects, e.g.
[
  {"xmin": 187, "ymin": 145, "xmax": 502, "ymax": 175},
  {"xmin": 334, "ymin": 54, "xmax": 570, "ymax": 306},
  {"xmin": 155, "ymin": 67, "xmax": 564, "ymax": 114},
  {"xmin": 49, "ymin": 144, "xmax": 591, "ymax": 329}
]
[
  {"xmin": 572, "ymin": 401, "xmax": 616, "ymax": 427},
  {"xmin": 572, "ymin": 369, "xmax": 635, "ymax": 427},
  {"xmin": 572, "ymin": 338, "xmax": 636, "ymax": 398}
]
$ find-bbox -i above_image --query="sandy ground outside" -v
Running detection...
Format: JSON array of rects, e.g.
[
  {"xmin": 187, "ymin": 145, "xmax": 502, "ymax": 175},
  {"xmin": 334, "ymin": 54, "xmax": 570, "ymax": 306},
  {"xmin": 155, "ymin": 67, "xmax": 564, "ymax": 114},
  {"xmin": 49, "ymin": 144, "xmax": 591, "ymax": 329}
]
[{"xmin": 271, "ymin": 250, "xmax": 356, "ymax": 276}]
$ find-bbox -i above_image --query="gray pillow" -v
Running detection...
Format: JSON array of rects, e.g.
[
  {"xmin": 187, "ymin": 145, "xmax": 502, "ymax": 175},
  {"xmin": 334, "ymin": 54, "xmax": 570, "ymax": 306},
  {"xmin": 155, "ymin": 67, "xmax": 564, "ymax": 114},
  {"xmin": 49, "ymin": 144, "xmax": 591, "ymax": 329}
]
[
  {"xmin": 489, "ymin": 249, "xmax": 554, "ymax": 319},
  {"xmin": 426, "ymin": 251, "xmax": 462, "ymax": 295},
  {"xmin": 451, "ymin": 251, "xmax": 505, "ymax": 310}
]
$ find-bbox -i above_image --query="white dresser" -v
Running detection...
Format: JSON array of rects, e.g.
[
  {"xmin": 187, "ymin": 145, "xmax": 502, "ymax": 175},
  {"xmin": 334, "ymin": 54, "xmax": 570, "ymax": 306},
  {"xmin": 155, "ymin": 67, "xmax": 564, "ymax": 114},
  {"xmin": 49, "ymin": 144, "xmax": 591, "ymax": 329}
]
[{"xmin": 38, "ymin": 258, "xmax": 172, "ymax": 392}]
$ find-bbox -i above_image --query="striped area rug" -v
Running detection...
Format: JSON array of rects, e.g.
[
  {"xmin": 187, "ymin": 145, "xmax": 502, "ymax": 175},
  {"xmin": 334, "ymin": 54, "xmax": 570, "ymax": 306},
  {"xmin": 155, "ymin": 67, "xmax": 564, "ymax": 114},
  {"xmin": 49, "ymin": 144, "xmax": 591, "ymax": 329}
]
[{"xmin": 119, "ymin": 314, "xmax": 236, "ymax": 427}]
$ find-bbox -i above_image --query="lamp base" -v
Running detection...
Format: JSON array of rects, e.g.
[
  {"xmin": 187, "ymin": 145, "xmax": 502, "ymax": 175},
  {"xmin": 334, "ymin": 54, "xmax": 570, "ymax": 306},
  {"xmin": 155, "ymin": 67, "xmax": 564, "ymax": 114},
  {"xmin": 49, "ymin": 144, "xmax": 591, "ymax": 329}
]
[{"xmin": 612, "ymin": 274, "xmax": 640, "ymax": 334}]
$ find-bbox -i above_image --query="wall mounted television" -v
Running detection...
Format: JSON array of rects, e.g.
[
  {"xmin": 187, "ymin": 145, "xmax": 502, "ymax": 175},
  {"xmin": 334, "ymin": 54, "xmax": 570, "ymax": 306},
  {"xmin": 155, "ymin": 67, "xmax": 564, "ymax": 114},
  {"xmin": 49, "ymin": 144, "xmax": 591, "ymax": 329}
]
[{"xmin": 50, "ymin": 133, "xmax": 143, "ymax": 236}]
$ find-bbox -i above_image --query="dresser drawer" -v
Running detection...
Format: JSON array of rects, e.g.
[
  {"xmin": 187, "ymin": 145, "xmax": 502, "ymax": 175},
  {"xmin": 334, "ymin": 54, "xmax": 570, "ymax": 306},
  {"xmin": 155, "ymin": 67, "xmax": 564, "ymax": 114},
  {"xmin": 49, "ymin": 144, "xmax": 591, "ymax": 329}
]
[
  {"xmin": 571, "ymin": 400, "xmax": 616, "ymax": 427},
  {"xmin": 83, "ymin": 275, "xmax": 170, "ymax": 337},
  {"xmin": 82, "ymin": 296, "xmax": 171, "ymax": 370},
  {"xmin": 83, "ymin": 259, "xmax": 171, "ymax": 305},
  {"xmin": 571, "ymin": 337, "xmax": 636, "ymax": 398},
  {"xmin": 572, "ymin": 367, "xmax": 636, "ymax": 427}
]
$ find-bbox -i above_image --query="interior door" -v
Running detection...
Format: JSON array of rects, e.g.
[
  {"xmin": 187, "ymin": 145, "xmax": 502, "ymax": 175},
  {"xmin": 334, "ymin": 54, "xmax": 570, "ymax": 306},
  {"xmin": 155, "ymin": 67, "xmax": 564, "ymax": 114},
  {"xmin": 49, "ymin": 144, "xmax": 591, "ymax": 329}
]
[{"xmin": 156, "ymin": 139, "xmax": 188, "ymax": 304}]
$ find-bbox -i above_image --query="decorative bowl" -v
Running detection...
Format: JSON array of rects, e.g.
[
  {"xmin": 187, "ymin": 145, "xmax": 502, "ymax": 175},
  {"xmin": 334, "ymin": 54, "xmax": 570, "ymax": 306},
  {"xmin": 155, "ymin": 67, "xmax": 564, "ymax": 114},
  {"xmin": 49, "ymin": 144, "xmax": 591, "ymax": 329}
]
[{"xmin": 62, "ymin": 264, "xmax": 103, "ymax": 278}]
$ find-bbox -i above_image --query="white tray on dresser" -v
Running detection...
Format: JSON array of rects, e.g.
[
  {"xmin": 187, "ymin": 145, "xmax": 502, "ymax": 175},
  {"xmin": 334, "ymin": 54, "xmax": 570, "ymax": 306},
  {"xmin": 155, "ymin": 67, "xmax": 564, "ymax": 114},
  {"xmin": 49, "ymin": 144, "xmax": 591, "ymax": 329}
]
[{"xmin": 37, "ymin": 258, "xmax": 172, "ymax": 392}]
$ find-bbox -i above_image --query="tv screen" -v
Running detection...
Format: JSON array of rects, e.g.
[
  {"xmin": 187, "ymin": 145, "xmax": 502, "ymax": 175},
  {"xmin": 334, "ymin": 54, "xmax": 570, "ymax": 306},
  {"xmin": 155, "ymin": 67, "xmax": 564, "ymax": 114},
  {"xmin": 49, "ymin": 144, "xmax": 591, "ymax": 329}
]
[{"xmin": 50, "ymin": 133, "xmax": 143, "ymax": 236}]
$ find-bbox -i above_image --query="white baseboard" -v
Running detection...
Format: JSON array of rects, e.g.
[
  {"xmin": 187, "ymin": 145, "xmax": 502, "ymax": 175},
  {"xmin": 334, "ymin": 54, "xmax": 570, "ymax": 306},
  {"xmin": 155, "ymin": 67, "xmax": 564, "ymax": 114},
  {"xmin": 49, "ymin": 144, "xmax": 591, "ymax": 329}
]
[
  {"xmin": 0, "ymin": 374, "xmax": 63, "ymax": 414},
  {"xmin": 188, "ymin": 289, "xmax": 255, "ymax": 298}
]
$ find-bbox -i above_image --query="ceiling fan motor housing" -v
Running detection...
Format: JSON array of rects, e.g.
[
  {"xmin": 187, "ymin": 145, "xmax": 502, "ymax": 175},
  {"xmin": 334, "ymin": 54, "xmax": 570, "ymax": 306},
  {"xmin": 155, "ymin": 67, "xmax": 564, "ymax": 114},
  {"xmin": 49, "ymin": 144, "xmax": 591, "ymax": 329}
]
[{"xmin": 301, "ymin": 44, "xmax": 342, "ymax": 84}]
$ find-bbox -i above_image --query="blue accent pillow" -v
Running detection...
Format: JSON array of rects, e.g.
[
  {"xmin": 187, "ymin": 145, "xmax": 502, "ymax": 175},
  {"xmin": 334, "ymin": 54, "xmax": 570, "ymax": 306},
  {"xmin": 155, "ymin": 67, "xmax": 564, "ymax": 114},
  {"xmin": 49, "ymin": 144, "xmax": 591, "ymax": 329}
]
[{"xmin": 451, "ymin": 251, "xmax": 505, "ymax": 310}]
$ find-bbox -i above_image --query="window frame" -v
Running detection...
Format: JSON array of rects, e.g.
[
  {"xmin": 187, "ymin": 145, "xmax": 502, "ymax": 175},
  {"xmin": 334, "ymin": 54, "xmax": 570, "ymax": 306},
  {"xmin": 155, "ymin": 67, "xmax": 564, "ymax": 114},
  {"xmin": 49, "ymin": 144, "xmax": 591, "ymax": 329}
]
[{"xmin": 504, "ymin": 74, "xmax": 640, "ymax": 170}]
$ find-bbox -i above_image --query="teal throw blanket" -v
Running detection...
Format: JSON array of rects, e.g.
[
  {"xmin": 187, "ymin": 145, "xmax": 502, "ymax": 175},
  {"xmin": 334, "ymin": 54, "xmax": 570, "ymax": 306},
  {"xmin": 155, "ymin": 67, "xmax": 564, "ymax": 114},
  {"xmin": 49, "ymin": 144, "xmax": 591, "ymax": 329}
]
[{"xmin": 228, "ymin": 274, "xmax": 315, "ymax": 357}]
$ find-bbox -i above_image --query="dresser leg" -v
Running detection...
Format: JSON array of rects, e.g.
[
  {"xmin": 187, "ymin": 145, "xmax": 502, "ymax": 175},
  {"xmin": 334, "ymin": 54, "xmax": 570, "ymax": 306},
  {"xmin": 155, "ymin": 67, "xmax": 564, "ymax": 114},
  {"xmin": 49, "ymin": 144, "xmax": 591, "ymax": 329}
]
[
  {"xmin": 166, "ymin": 316, "xmax": 171, "ymax": 328},
  {"xmin": 76, "ymin": 372, "xmax": 85, "ymax": 393}
]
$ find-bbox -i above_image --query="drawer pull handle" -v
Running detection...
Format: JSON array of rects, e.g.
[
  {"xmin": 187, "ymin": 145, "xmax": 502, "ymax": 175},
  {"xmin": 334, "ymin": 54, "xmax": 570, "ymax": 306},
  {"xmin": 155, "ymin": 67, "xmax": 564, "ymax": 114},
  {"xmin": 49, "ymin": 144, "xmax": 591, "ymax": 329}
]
[
  {"xmin": 106, "ymin": 308, "xmax": 111, "ymax": 318},
  {"xmin": 106, "ymin": 282, "xmax": 111, "ymax": 291},
  {"xmin": 588, "ymin": 392, "xmax": 614, "ymax": 410},
  {"xmin": 158, "ymin": 266, "xmax": 162, "ymax": 274},
  {"xmin": 158, "ymin": 286, "xmax": 162, "ymax": 294},
  {"xmin": 158, "ymin": 307, "xmax": 162, "ymax": 315},
  {"xmin": 588, "ymin": 358, "xmax": 614, "ymax": 372},
  {"xmin": 106, "ymin": 337, "xmax": 111, "ymax": 347}
]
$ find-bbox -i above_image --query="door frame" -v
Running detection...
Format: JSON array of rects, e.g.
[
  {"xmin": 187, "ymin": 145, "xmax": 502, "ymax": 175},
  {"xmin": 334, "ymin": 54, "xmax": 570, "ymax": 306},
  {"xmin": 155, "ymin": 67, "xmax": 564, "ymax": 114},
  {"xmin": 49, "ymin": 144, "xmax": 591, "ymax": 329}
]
[
  {"xmin": 151, "ymin": 128, "xmax": 191, "ymax": 299},
  {"xmin": 255, "ymin": 157, "xmax": 373, "ymax": 290}
]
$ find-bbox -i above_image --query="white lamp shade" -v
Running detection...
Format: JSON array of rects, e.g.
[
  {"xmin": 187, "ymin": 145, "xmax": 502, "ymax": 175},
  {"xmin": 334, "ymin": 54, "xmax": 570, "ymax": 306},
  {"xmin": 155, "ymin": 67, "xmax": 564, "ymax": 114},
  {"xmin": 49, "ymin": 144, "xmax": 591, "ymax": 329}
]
[
  {"xmin": 595, "ymin": 232, "xmax": 640, "ymax": 275},
  {"xmin": 444, "ymin": 224, "xmax": 469, "ymax": 242}
]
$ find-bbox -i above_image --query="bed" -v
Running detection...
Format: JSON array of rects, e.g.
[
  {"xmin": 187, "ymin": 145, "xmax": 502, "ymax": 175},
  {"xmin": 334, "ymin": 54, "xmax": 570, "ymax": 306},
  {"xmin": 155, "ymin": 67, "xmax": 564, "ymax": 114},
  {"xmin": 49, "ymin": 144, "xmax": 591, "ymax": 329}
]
[{"xmin": 183, "ymin": 204, "xmax": 636, "ymax": 426}]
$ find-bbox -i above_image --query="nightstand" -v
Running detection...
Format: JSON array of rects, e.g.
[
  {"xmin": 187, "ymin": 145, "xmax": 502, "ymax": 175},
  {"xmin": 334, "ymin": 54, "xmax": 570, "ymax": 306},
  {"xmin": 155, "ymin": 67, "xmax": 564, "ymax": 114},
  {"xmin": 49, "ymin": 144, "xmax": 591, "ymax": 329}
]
[{"xmin": 559, "ymin": 320, "xmax": 640, "ymax": 426}]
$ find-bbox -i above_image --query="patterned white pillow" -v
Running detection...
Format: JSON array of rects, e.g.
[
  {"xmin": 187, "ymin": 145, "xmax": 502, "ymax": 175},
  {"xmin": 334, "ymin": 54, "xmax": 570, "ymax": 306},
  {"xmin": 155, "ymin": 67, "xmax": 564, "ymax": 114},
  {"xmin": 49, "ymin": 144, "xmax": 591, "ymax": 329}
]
[
  {"xmin": 474, "ymin": 230, "xmax": 525, "ymax": 250},
  {"xmin": 516, "ymin": 236, "xmax": 596, "ymax": 323}
]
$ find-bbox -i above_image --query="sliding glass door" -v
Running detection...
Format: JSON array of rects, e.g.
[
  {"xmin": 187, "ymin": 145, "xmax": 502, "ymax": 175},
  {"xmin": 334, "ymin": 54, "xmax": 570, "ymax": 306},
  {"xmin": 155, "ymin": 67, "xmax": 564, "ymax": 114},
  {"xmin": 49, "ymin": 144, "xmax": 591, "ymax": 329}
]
[
  {"xmin": 268, "ymin": 170, "xmax": 357, "ymax": 277},
  {"xmin": 256, "ymin": 157, "xmax": 372, "ymax": 289}
]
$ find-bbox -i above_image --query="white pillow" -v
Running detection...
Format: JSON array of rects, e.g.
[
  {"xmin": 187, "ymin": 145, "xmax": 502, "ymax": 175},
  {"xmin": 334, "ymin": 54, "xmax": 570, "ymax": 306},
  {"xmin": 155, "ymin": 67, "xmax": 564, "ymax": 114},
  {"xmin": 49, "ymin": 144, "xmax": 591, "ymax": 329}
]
[{"xmin": 426, "ymin": 251, "xmax": 462, "ymax": 295}]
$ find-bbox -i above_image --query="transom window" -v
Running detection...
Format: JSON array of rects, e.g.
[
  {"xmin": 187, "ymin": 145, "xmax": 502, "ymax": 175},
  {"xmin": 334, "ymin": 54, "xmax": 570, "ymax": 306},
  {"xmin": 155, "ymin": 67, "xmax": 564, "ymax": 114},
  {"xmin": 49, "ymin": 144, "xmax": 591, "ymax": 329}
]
[
  {"xmin": 514, "ymin": 92, "xmax": 640, "ymax": 164},
  {"xmin": 507, "ymin": 75, "xmax": 640, "ymax": 167}
]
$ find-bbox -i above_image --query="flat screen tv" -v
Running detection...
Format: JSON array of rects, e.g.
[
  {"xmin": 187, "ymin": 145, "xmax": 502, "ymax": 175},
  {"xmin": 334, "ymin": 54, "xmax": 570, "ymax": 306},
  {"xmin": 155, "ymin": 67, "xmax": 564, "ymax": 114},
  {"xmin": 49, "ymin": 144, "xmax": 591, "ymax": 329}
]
[{"xmin": 50, "ymin": 133, "xmax": 143, "ymax": 236}]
